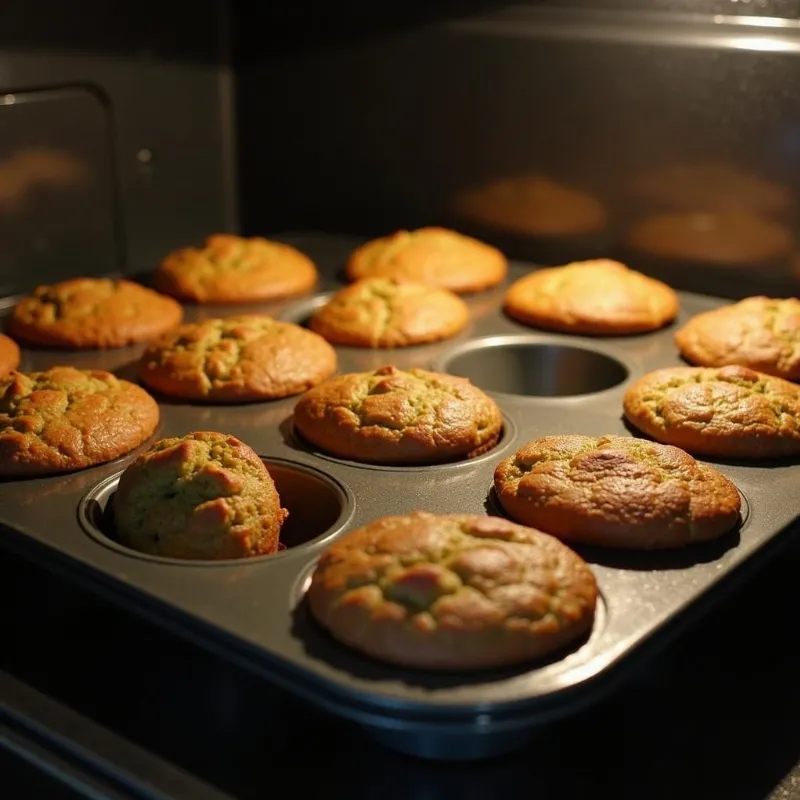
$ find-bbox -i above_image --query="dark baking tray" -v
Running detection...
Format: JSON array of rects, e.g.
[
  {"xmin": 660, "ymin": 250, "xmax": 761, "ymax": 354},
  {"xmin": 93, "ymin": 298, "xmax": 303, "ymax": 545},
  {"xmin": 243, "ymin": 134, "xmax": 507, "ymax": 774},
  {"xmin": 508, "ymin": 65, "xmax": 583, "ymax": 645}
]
[{"xmin": 1, "ymin": 232, "xmax": 798, "ymax": 761}]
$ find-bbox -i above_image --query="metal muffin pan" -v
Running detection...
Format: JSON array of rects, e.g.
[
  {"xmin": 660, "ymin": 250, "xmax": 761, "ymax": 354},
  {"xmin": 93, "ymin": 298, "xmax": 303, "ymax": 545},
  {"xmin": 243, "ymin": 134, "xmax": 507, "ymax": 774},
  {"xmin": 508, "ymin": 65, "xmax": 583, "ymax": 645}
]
[{"xmin": 0, "ymin": 231, "xmax": 798, "ymax": 761}]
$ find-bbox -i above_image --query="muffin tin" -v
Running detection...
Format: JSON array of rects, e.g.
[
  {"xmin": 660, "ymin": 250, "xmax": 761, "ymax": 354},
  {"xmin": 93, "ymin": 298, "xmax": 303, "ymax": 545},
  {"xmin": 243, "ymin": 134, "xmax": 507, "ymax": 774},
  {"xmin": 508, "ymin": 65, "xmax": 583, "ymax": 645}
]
[{"xmin": 1, "ymin": 232, "xmax": 799, "ymax": 761}]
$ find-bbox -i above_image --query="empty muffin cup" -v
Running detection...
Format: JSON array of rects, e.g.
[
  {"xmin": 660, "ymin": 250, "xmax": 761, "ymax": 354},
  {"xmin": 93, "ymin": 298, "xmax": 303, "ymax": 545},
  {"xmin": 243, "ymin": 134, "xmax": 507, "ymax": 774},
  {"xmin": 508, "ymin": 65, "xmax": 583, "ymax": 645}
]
[
  {"xmin": 78, "ymin": 457, "xmax": 354, "ymax": 565},
  {"xmin": 435, "ymin": 335, "xmax": 629, "ymax": 398}
]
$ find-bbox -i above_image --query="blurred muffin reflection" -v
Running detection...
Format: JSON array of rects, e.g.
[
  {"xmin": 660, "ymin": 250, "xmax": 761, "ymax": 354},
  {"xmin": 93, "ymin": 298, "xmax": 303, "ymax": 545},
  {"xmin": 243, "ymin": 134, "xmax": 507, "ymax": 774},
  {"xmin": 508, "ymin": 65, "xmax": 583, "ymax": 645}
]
[
  {"xmin": 627, "ymin": 211, "xmax": 794, "ymax": 268},
  {"xmin": 454, "ymin": 176, "xmax": 607, "ymax": 238},
  {"xmin": 0, "ymin": 146, "xmax": 86, "ymax": 212},
  {"xmin": 628, "ymin": 162, "xmax": 793, "ymax": 217}
]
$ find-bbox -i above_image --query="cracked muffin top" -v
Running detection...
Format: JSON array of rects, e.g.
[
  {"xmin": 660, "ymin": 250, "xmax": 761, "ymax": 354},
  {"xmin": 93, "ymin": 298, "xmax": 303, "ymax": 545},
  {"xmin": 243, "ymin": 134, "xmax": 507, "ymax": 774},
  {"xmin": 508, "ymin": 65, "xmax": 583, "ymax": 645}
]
[
  {"xmin": 292, "ymin": 365, "xmax": 503, "ymax": 465},
  {"xmin": 0, "ymin": 334, "xmax": 20, "ymax": 378},
  {"xmin": 139, "ymin": 315, "xmax": 337, "ymax": 403},
  {"xmin": 0, "ymin": 366, "xmax": 159, "ymax": 477},
  {"xmin": 675, "ymin": 297, "xmax": 800, "ymax": 381},
  {"xmin": 114, "ymin": 431, "xmax": 287, "ymax": 560},
  {"xmin": 455, "ymin": 176, "xmax": 607, "ymax": 237},
  {"xmin": 623, "ymin": 365, "xmax": 800, "ymax": 459},
  {"xmin": 345, "ymin": 227, "xmax": 507, "ymax": 294},
  {"xmin": 504, "ymin": 259, "xmax": 679, "ymax": 336},
  {"xmin": 7, "ymin": 278, "xmax": 183, "ymax": 349},
  {"xmin": 494, "ymin": 434, "xmax": 741, "ymax": 549},
  {"xmin": 154, "ymin": 234, "xmax": 318, "ymax": 304},
  {"xmin": 309, "ymin": 277, "xmax": 469, "ymax": 348},
  {"xmin": 307, "ymin": 511, "xmax": 598, "ymax": 670}
]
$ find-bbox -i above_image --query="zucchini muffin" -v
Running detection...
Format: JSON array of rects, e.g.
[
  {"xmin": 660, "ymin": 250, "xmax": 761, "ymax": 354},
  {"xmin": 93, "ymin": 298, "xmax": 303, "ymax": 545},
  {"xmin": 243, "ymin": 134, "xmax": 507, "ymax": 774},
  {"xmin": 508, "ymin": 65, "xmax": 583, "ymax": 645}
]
[
  {"xmin": 309, "ymin": 277, "xmax": 469, "ymax": 348},
  {"xmin": 623, "ymin": 365, "xmax": 800, "ymax": 459},
  {"xmin": 139, "ymin": 315, "xmax": 337, "ymax": 402},
  {"xmin": 0, "ymin": 366, "xmax": 159, "ymax": 477},
  {"xmin": 504, "ymin": 259, "xmax": 678, "ymax": 336},
  {"xmin": 494, "ymin": 435, "xmax": 741, "ymax": 549},
  {"xmin": 0, "ymin": 334, "xmax": 20, "ymax": 377},
  {"xmin": 346, "ymin": 227, "xmax": 507, "ymax": 294},
  {"xmin": 674, "ymin": 297, "xmax": 800, "ymax": 381},
  {"xmin": 7, "ymin": 278, "xmax": 183, "ymax": 349},
  {"xmin": 154, "ymin": 234, "xmax": 318, "ymax": 304},
  {"xmin": 114, "ymin": 431, "xmax": 287, "ymax": 560},
  {"xmin": 293, "ymin": 365, "xmax": 503, "ymax": 465},
  {"xmin": 307, "ymin": 511, "xmax": 598, "ymax": 670}
]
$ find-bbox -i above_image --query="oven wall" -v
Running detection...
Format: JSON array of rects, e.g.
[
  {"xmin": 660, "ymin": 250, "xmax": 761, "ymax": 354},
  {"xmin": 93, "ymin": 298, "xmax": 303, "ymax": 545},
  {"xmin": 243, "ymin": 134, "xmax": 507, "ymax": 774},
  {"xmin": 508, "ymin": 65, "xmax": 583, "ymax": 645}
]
[
  {"xmin": 235, "ymin": 1, "xmax": 800, "ymax": 297},
  {"xmin": 0, "ymin": 0, "xmax": 236, "ymax": 296}
]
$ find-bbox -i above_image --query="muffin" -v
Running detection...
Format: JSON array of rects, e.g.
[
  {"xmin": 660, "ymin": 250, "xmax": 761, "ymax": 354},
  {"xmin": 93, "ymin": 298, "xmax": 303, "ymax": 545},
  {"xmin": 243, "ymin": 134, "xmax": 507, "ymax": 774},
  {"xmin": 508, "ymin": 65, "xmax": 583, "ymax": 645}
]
[
  {"xmin": 139, "ymin": 315, "xmax": 337, "ymax": 402},
  {"xmin": 309, "ymin": 277, "xmax": 469, "ymax": 348},
  {"xmin": 0, "ymin": 366, "xmax": 159, "ymax": 477},
  {"xmin": 7, "ymin": 278, "xmax": 183, "ymax": 349},
  {"xmin": 674, "ymin": 297, "xmax": 800, "ymax": 381},
  {"xmin": 154, "ymin": 234, "xmax": 318, "ymax": 304},
  {"xmin": 494, "ymin": 435, "xmax": 741, "ymax": 549},
  {"xmin": 504, "ymin": 259, "xmax": 678, "ymax": 335},
  {"xmin": 307, "ymin": 511, "xmax": 598, "ymax": 670},
  {"xmin": 455, "ymin": 176, "xmax": 607, "ymax": 238},
  {"xmin": 0, "ymin": 333, "xmax": 20, "ymax": 377},
  {"xmin": 346, "ymin": 227, "xmax": 507, "ymax": 294},
  {"xmin": 627, "ymin": 211, "xmax": 793, "ymax": 268},
  {"xmin": 293, "ymin": 365, "xmax": 503, "ymax": 465},
  {"xmin": 628, "ymin": 162, "xmax": 793, "ymax": 217},
  {"xmin": 113, "ymin": 431, "xmax": 288, "ymax": 560},
  {"xmin": 623, "ymin": 365, "xmax": 800, "ymax": 459}
]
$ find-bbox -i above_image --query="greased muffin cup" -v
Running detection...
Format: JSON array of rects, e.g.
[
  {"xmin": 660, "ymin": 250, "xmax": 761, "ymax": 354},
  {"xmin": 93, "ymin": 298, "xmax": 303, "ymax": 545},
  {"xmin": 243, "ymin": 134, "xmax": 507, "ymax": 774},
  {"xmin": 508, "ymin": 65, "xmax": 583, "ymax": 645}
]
[{"xmin": 2, "ymin": 232, "xmax": 800, "ymax": 764}]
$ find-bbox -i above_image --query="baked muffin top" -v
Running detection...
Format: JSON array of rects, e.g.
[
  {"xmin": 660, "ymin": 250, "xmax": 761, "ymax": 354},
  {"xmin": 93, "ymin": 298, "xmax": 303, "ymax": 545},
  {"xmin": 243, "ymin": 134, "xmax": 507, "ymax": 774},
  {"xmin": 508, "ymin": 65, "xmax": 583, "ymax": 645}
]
[
  {"xmin": 346, "ymin": 227, "xmax": 507, "ymax": 294},
  {"xmin": 494, "ymin": 434, "xmax": 741, "ymax": 549},
  {"xmin": 0, "ymin": 334, "xmax": 20, "ymax": 378},
  {"xmin": 504, "ymin": 259, "xmax": 678, "ymax": 335},
  {"xmin": 309, "ymin": 277, "xmax": 469, "ymax": 348},
  {"xmin": 154, "ymin": 234, "xmax": 318, "ymax": 304},
  {"xmin": 307, "ymin": 511, "xmax": 598, "ymax": 670},
  {"xmin": 675, "ymin": 297, "xmax": 800, "ymax": 381},
  {"xmin": 7, "ymin": 278, "xmax": 183, "ymax": 349}
]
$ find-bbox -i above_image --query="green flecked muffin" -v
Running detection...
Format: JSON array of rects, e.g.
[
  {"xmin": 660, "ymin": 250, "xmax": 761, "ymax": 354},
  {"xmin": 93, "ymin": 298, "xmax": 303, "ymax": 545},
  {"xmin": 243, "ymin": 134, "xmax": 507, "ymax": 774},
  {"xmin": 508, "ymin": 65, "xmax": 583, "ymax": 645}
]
[{"xmin": 113, "ymin": 431, "xmax": 287, "ymax": 560}]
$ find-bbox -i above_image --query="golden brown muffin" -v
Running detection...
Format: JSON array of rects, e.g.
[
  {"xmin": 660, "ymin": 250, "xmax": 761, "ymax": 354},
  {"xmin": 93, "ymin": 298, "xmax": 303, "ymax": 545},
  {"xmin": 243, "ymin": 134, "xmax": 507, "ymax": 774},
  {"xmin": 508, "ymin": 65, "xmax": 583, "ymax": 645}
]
[
  {"xmin": 627, "ymin": 211, "xmax": 793, "ymax": 267},
  {"xmin": 346, "ymin": 227, "xmax": 507, "ymax": 294},
  {"xmin": 0, "ymin": 334, "xmax": 20, "ymax": 377},
  {"xmin": 309, "ymin": 277, "xmax": 469, "ymax": 348},
  {"xmin": 0, "ymin": 367, "xmax": 159, "ymax": 477},
  {"xmin": 623, "ymin": 365, "xmax": 800, "ymax": 459},
  {"xmin": 154, "ymin": 234, "xmax": 318, "ymax": 304},
  {"xmin": 494, "ymin": 434, "xmax": 741, "ymax": 549},
  {"xmin": 504, "ymin": 259, "xmax": 678, "ymax": 336},
  {"xmin": 675, "ymin": 297, "xmax": 800, "ymax": 381},
  {"xmin": 7, "ymin": 278, "xmax": 183, "ymax": 350},
  {"xmin": 139, "ymin": 315, "xmax": 337, "ymax": 403},
  {"xmin": 628, "ymin": 162, "xmax": 793, "ymax": 217},
  {"xmin": 307, "ymin": 511, "xmax": 598, "ymax": 670},
  {"xmin": 455, "ymin": 176, "xmax": 607, "ymax": 237},
  {"xmin": 293, "ymin": 365, "xmax": 503, "ymax": 465},
  {"xmin": 113, "ymin": 431, "xmax": 287, "ymax": 560}
]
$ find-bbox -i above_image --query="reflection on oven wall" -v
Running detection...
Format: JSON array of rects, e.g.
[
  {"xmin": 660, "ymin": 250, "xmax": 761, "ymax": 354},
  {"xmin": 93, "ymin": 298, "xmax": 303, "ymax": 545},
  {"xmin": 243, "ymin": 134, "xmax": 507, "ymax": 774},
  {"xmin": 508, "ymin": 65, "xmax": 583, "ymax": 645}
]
[{"xmin": 236, "ymin": 3, "xmax": 800, "ymax": 298}]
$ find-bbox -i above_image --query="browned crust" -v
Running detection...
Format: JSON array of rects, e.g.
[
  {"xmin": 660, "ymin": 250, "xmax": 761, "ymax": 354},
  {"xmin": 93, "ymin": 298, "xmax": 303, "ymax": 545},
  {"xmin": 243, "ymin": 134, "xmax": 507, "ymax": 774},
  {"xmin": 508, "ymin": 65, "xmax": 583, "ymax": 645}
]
[
  {"xmin": 6, "ymin": 278, "xmax": 183, "ymax": 350},
  {"xmin": 0, "ymin": 334, "xmax": 20, "ymax": 377},
  {"xmin": 345, "ymin": 227, "xmax": 508, "ymax": 294},
  {"xmin": 114, "ymin": 431, "xmax": 287, "ymax": 560},
  {"xmin": 494, "ymin": 434, "xmax": 741, "ymax": 549},
  {"xmin": 627, "ymin": 212, "xmax": 793, "ymax": 266},
  {"xmin": 154, "ymin": 234, "xmax": 318, "ymax": 304},
  {"xmin": 139, "ymin": 315, "xmax": 337, "ymax": 402},
  {"xmin": 674, "ymin": 297, "xmax": 800, "ymax": 381},
  {"xmin": 454, "ymin": 176, "xmax": 607, "ymax": 237},
  {"xmin": 293, "ymin": 365, "xmax": 503, "ymax": 465},
  {"xmin": 623, "ymin": 365, "xmax": 800, "ymax": 459},
  {"xmin": 307, "ymin": 512, "xmax": 598, "ymax": 670},
  {"xmin": 503, "ymin": 259, "xmax": 679, "ymax": 336},
  {"xmin": 0, "ymin": 366, "xmax": 160, "ymax": 477},
  {"xmin": 309, "ymin": 277, "xmax": 470, "ymax": 348}
]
